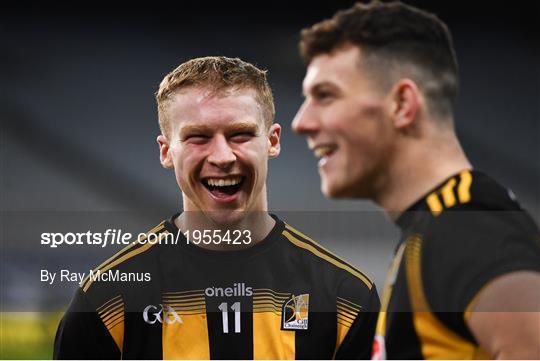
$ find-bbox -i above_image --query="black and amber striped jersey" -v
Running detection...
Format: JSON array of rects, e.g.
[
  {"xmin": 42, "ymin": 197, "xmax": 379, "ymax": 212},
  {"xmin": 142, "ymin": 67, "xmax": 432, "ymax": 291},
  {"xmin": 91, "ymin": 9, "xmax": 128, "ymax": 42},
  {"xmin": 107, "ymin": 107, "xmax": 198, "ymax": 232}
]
[
  {"xmin": 372, "ymin": 170, "xmax": 540, "ymax": 359},
  {"xmin": 54, "ymin": 214, "xmax": 380, "ymax": 359}
]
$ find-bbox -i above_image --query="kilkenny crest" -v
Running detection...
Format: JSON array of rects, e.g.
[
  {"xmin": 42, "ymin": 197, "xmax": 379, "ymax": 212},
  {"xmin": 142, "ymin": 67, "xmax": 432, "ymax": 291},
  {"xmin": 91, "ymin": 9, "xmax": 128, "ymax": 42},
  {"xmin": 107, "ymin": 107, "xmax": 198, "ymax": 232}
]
[{"xmin": 282, "ymin": 294, "xmax": 309, "ymax": 330}]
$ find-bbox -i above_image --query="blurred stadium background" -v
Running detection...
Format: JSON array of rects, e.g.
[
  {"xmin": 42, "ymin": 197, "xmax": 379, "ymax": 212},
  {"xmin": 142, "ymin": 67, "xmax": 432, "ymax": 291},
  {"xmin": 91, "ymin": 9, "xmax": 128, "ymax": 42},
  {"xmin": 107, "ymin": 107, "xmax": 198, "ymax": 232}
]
[{"xmin": 1, "ymin": 1, "xmax": 538, "ymax": 358}]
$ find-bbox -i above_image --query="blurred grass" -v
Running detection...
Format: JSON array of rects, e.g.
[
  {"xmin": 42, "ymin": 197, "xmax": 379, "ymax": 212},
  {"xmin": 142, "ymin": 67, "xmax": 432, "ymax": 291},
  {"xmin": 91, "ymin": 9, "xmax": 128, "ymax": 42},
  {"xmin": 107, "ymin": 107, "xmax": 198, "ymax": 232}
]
[{"xmin": 0, "ymin": 312, "xmax": 63, "ymax": 359}]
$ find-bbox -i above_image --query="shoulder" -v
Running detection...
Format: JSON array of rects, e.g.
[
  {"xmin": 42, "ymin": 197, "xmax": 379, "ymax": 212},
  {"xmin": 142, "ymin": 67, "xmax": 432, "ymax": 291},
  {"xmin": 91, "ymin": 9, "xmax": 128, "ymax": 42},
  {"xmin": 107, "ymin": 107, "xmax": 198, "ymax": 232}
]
[
  {"xmin": 409, "ymin": 171, "xmax": 540, "ymax": 311},
  {"xmin": 80, "ymin": 220, "xmax": 169, "ymax": 295},
  {"xmin": 419, "ymin": 170, "xmax": 539, "ymax": 248},
  {"xmin": 280, "ymin": 222, "xmax": 375, "ymax": 293}
]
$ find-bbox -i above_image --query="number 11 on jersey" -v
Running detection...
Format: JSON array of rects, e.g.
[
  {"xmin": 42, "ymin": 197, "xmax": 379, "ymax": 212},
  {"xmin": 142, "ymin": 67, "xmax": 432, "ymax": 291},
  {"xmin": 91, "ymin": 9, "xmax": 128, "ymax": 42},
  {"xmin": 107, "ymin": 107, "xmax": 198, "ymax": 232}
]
[{"xmin": 218, "ymin": 302, "xmax": 241, "ymax": 333}]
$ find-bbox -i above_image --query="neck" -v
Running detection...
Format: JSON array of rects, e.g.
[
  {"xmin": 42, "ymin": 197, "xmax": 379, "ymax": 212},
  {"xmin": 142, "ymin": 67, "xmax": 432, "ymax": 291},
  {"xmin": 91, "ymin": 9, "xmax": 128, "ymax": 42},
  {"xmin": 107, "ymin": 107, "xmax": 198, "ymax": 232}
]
[
  {"xmin": 374, "ymin": 126, "xmax": 471, "ymax": 220},
  {"xmin": 177, "ymin": 193, "xmax": 275, "ymax": 250}
]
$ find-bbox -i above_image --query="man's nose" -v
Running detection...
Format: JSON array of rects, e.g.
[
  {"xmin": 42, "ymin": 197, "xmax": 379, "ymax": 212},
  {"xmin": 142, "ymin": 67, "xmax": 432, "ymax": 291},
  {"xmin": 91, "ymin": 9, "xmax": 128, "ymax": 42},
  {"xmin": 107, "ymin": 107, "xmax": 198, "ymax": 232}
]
[
  {"xmin": 207, "ymin": 135, "xmax": 236, "ymax": 169},
  {"xmin": 292, "ymin": 101, "xmax": 320, "ymax": 135}
]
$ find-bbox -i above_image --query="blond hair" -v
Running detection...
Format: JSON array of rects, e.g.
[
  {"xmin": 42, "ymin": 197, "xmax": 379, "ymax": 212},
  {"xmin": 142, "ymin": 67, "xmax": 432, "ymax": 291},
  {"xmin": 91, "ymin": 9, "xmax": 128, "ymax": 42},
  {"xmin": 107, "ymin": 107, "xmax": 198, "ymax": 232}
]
[{"xmin": 156, "ymin": 56, "xmax": 275, "ymax": 137}]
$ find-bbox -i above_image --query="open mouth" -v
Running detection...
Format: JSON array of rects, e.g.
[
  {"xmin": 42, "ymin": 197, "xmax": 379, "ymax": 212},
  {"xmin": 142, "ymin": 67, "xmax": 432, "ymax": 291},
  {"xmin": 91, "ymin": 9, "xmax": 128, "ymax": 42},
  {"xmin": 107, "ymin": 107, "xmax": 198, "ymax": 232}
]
[
  {"xmin": 202, "ymin": 176, "xmax": 245, "ymax": 198},
  {"xmin": 313, "ymin": 145, "xmax": 336, "ymax": 159},
  {"xmin": 312, "ymin": 145, "xmax": 337, "ymax": 168}
]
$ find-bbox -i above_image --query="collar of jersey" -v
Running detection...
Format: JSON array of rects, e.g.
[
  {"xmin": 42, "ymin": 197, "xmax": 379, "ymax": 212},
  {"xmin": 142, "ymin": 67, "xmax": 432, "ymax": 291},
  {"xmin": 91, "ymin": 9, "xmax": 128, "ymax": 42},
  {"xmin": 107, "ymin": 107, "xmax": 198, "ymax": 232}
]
[{"xmin": 163, "ymin": 212, "xmax": 285, "ymax": 260}]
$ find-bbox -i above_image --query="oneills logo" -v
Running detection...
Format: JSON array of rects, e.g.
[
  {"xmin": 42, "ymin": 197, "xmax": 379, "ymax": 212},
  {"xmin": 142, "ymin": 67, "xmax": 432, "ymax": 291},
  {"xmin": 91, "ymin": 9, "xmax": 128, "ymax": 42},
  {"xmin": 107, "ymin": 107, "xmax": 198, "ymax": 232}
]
[
  {"xmin": 205, "ymin": 282, "xmax": 253, "ymax": 297},
  {"xmin": 282, "ymin": 294, "xmax": 309, "ymax": 330}
]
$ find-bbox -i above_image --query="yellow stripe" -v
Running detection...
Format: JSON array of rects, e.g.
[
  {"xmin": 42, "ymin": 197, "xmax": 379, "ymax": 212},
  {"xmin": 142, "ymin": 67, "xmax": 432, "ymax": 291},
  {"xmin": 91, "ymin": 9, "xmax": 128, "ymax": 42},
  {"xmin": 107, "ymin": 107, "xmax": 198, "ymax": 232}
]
[
  {"xmin": 441, "ymin": 178, "xmax": 457, "ymax": 208},
  {"xmin": 337, "ymin": 296, "xmax": 361, "ymax": 311},
  {"xmin": 96, "ymin": 295, "xmax": 122, "ymax": 312},
  {"xmin": 253, "ymin": 312, "xmax": 295, "ymax": 359},
  {"xmin": 334, "ymin": 317, "xmax": 352, "ymax": 357},
  {"xmin": 107, "ymin": 317, "xmax": 124, "ymax": 330},
  {"xmin": 163, "ymin": 313, "xmax": 210, "ymax": 359},
  {"xmin": 107, "ymin": 318, "xmax": 124, "ymax": 353},
  {"xmin": 337, "ymin": 312, "xmax": 355, "ymax": 324},
  {"xmin": 253, "ymin": 288, "xmax": 290, "ymax": 296},
  {"xmin": 104, "ymin": 313, "xmax": 124, "ymax": 329},
  {"xmin": 163, "ymin": 293, "xmax": 204, "ymax": 299},
  {"xmin": 166, "ymin": 300, "xmax": 205, "ymax": 306},
  {"xmin": 283, "ymin": 231, "xmax": 372, "ymax": 289},
  {"xmin": 162, "ymin": 295, "xmax": 204, "ymax": 300},
  {"xmin": 163, "ymin": 299, "xmax": 205, "ymax": 306},
  {"xmin": 337, "ymin": 304, "xmax": 359, "ymax": 318},
  {"xmin": 285, "ymin": 224, "xmax": 373, "ymax": 287},
  {"xmin": 253, "ymin": 292, "xmax": 290, "ymax": 299},
  {"xmin": 253, "ymin": 292, "xmax": 289, "ymax": 298},
  {"xmin": 253, "ymin": 297, "xmax": 289, "ymax": 303},
  {"xmin": 458, "ymin": 170, "xmax": 473, "ymax": 204},
  {"xmin": 253, "ymin": 303, "xmax": 281, "ymax": 308},
  {"xmin": 167, "ymin": 304, "xmax": 206, "ymax": 312},
  {"xmin": 253, "ymin": 295, "xmax": 289, "ymax": 302},
  {"xmin": 253, "ymin": 305, "xmax": 281, "ymax": 311},
  {"xmin": 254, "ymin": 301, "xmax": 284, "ymax": 309},
  {"xmin": 253, "ymin": 308, "xmax": 282, "ymax": 315},
  {"xmin": 375, "ymin": 242, "xmax": 406, "ymax": 337},
  {"xmin": 426, "ymin": 193, "xmax": 443, "ymax": 216},
  {"xmin": 101, "ymin": 308, "xmax": 123, "ymax": 325},
  {"xmin": 405, "ymin": 236, "xmax": 489, "ymax": 359},
  {"xmin": 94, "ymin": 295, "xmax": 124, "ymax": 353},
  {"xmin": 337, "ymin": 301, "xmax": 360, "ymax": 314},
  {"xmin": 254, "ymin": 308, "xmax": 282, "ymax": 314},
  {"xmin": 80, "ymin": 223, "xmax": 165, "ymax": 289},
  {"xmin": 337, "ymin": 308, "xmax": 358, "ymax": 321},
  {"xmin": 163, "ymin": 289, "xmax": 204, "ymax": 295},
  {"xmin": 98, "ymin": 299, "xmax": 123, "ymax": 317},
  {"xmin": 171, "ymin": 310, "xmax": 206, "ymax": 316},
  {"xmin": 83, "ymin": 232, "xmax": 165, "ymax": 292}
]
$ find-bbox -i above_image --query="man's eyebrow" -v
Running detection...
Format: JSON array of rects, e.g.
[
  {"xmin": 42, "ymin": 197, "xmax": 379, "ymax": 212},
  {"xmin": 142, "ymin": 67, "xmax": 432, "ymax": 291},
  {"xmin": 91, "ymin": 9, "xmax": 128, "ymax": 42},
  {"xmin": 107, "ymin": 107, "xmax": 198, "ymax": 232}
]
[
  {"xmin": 304, "ymin": 81, "xmax": 338, "ymax": 96},
  {"xmin": 229, "ymin": 122, "xmax": 259, "ymax": 132},
  {"xmin": 179, "ymin": 124, "xmax": 212, "ymax": 135},
  {"xmin": 179, "ymin": 122, "xmax": 260, "ymax": 136}
]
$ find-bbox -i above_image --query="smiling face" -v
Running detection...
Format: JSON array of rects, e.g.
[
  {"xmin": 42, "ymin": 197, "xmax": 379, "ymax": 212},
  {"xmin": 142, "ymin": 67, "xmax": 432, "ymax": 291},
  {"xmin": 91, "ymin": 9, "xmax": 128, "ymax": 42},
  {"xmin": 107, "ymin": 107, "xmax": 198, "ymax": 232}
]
[
  {"xmin": 292, "ymin": 46, "xmax": 395, "ymax": 199},
  {"xmin": 158, "ymin": 86, "xmax": 280, "ymax": 224}
]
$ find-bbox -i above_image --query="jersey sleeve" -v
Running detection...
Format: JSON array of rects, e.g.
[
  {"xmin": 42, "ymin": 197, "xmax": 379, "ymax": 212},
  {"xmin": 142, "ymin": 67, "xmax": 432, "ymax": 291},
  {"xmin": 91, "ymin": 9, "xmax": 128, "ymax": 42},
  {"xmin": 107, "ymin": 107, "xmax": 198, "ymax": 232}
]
[
  {"xmin": 53, "ymin": 287, "xmax": 121, "ymax": 359},
  {"xmin": 422, "ymin": 209, "xmax": 540, "ymax": 333},
  {"xmin": 334, "ymin": 275, "xmax": 381, "ymax": 359}
]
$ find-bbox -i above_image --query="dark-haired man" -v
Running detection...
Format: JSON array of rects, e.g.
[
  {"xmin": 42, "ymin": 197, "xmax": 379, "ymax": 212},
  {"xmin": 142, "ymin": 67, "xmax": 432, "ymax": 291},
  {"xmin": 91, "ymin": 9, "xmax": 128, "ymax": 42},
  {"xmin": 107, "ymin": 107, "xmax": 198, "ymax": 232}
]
[{"xmin": 293, "ymin": 2, "xmax": 540, "ymax": 359}]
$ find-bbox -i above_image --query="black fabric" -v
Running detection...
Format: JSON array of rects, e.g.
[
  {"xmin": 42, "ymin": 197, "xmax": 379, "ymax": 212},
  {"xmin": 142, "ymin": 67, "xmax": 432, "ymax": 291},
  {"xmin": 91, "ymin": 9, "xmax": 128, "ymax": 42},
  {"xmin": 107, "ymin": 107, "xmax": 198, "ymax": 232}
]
[
  {"xmin": 335, "ymin": 288, "xmax": 380, "ymax": 359},
  {"xmin": 377, "ymin": 170, "xmax": 540, "ymax": 359},
  {"xmin": 54, "ymin": 289, "xmax": 121, "ymax": 359},
  {"xmin": 54, "ymin": 214, "xmax": 379, "ymax": 359}
]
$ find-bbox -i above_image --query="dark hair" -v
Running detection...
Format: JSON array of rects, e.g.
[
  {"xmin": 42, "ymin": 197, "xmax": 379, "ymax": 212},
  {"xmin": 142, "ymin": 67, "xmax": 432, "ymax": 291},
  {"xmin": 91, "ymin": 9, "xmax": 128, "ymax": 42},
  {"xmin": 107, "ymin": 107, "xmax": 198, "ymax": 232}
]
[{"xmin": 299, "ymin": 1, "xmax": 459, "ymax": 119}]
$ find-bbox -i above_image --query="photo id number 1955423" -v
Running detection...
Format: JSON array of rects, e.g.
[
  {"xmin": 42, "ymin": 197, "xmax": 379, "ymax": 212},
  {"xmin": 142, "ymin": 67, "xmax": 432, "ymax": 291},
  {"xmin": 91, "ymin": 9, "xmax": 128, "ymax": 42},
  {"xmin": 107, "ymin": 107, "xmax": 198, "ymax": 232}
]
[{"xmin": 184, "ymin": 229, "xmax": 252, "ymax": 245}]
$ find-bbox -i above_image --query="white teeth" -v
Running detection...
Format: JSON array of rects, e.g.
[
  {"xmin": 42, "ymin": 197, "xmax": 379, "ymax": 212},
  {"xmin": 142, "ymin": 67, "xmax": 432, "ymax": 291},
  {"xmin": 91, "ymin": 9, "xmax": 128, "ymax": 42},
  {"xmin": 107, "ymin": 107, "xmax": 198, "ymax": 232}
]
[
  {"xmin": 314, "ymin": 146, "xmax": 334, "ymax": 159},
  {"xmin": 206, "ymin": 177, "xmax": 242, "ymax": 187}
]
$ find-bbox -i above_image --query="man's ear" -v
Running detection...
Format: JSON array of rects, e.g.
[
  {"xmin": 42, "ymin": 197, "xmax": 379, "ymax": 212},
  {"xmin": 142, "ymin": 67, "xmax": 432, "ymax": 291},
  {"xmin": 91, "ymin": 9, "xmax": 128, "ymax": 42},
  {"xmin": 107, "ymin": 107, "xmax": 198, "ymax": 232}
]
[
  {"xmin": 157, "ymin": 135, "xmax": 173, "ymax": 169},
  {"xmin": 389, "ymin": 79, "xmax": 420, "ymax": 129},
  {"xmin": 267, "ymin": 123, "xmax": 281, "ymax": 159}
]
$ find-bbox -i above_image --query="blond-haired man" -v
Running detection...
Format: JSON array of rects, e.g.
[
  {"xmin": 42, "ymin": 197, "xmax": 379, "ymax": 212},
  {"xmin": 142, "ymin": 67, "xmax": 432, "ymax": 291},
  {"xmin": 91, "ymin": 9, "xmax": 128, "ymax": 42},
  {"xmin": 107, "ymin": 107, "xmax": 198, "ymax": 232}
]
[{"xmin": 54, "ymin": 56, "xmax": 380, "ymax": 359}]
